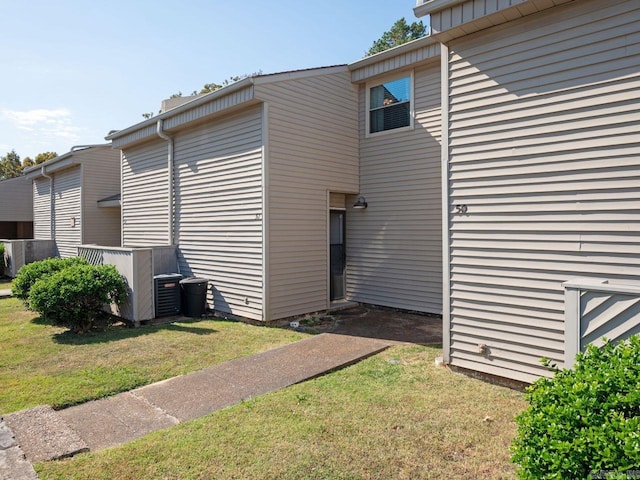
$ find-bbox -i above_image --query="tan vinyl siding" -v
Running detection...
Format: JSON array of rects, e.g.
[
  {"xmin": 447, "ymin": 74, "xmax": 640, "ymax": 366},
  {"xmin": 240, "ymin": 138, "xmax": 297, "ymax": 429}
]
[
  {"xmin": 110, "ymin": 85, "xmax": 255, "ymax": 149},
  {"xmin": 173, "ymin": 105, "xmax": 264, "ymax": 320},
  {"xmin": 121, "ymin": 141, "xmax": 169, "ymax": 247},
  {"xmin": 445, "ymin": 0, "xmax": 640, "ymax": 383},
  {"xmin": 164, "ymin": 86, "xmax": 254, "ymax": 130},
  {"xmin": 329, "ymin": 193, "xmax": 346, "ymax": 209},
  {"xmin": 0, "ymin": 177, "xmax": 32, "ymax": 222},
  {"xmin": 348, "ymin": 63, "xmax": 442, "ymax": 313},
  {"xmin": 255, "ymin": 70, "xmax": 359, "ymax": 320},
  {"xmin": 350, "ymin": 41, "xmax": 441, "ymax": 83},
  {"xmin": 80, "ymin": 146, "xmax": 121, "ymax": 246},
  {"xmin": 52, "ymin": 166, "xmax": 82, "ymax": 258},
  {"xmin": 426, "ymin": 0, "xmax": 573, "ymax": 42},
  {"xmin": 33, "ymin": 178, "xmax": 51, "ymax": 240},
  {"xmin": 111, "ymin": 124, "xmax": 158, "ymax": 149}
]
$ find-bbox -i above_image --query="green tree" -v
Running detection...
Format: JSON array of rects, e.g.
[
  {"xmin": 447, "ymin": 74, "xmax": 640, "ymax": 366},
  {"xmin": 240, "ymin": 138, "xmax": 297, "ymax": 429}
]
[
  {"xmin": 144, "ymin": 72, "xmax": 263, "ymax": 118},
  {"xmin": 0, "ymin": 150, "xmax": 23, "ymax": 180},
  {"xmin": 194, "ymin": 83, "xmax": 223, "ymax": 95},
  {"xmin": 34, "ymin": 151, "xmax": 57, "ymax": 164},
  {"xmin": 23, "ymin": 151, "xmax": 58, "ymax": 169},
  {"xmin": 191, "ymin": 72, "xmax": 262, "ymax": 95},
  {"xmin": 367, "ymin": 18, "xmax": 427, "ymax": 56}
]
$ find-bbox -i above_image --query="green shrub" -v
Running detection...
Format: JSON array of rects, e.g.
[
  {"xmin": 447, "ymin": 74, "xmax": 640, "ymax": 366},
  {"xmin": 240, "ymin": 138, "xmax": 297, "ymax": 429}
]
[
  {"xmin": 511, "ymin": 336, "xmax": 640, "ymax": 479},
  {"xmin": 12, "ymin": 256, "xmax": 87, "ymax": 305},
  {"xmin": 0, "ymin": 243, "xmax": 5, "ymax": 273},
  {"xmin": 28, "ymin": 263, "xmax": 127, "ymax": 333}
]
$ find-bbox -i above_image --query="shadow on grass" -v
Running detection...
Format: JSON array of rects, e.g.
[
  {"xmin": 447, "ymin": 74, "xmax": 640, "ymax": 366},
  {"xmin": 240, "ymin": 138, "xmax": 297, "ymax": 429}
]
[{"xmin": 31, "ymin": 316, "xmax": 218, "ymax": 345}]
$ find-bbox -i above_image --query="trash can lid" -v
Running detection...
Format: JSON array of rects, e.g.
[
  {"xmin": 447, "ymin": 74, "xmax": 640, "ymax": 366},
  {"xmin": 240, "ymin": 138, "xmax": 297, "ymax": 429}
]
[
  {"xmin": 154, "ymin": 273, "xmax": 182, "ymax": 280},
  {"xmin": 180, "ymin": 277, "xmax": 208, "ymax": 285}
]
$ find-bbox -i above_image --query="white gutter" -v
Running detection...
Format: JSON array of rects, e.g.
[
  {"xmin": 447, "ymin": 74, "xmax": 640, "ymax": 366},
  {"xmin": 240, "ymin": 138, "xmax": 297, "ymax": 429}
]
[
  {"xmin": 40, "ymin": 164, "xmax": 54, "ymax": 240},
  {"xmin": 70, "ymin": 144, "xmax": 109, "ymax": 151},
  {"xmin": 156, "ymin": 119, "xmax": 174, "ymax": 246}
]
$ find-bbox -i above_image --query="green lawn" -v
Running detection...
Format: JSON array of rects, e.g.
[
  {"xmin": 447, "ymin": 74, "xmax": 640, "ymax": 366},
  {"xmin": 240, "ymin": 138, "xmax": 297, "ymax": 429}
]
[
  {"xmin": 0, "ymin": 278, "xmax": 11, "ymax": 290},
  {"xmin": 36, "ymin": 344, "xmax": 526, "ymax": 480},
  {"xmin": 1, "ymin": 298, "xmax": 527, "ymax": 479},
  {"xmin": 0, "ymin": 297, "xmax": 308, "ymax": 413}
]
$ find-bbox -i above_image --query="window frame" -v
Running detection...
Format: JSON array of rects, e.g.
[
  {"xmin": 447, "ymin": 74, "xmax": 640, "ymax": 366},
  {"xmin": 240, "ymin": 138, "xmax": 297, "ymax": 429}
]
[{"xmin": 365, "ymin": 70, "xmax": 415, "ymax": 138}]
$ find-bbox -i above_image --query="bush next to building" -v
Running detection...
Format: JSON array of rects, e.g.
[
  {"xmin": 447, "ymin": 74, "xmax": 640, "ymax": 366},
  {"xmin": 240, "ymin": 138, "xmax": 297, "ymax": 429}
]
[
  {"xmin": 511, "ymin": 336, "xmax": 640, "ymax": 479},
  {"xmin": 12, "ymin": 256, "xmax": 88, "ymax": 305},
  {"xmin": 28, "ymin": 263, "xmax": 127, "ymax": 334}
]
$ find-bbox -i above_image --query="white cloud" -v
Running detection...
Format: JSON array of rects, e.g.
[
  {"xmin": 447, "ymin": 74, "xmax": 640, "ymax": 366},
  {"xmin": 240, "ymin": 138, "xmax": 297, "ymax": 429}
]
[{"xmin": 1, "ymin": 108, "xmax": 82, "ymax": 144}]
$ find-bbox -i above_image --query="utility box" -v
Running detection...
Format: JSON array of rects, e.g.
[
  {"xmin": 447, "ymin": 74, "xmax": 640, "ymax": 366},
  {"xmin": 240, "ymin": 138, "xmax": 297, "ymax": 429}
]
[
  {"xmin": 154, "ymin": 273, "xmax": 182, "ymax": 317},
  {"xmin": 180, "ymin": 277, "xmax": 208, "ymax": 317}
]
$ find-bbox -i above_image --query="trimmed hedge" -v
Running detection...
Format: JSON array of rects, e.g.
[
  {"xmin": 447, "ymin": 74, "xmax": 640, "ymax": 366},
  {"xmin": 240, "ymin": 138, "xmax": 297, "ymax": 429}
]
[
  {"xmin": 511, "ymin": 336, "xmax": 640, "ymax": 479},
  {"xmin": 12, "ymin": 256, "xmax": 88, "ymax": 305},
  {"xmin": 29, "ymin": 263, "xmax": 127, "ymax": 333}
]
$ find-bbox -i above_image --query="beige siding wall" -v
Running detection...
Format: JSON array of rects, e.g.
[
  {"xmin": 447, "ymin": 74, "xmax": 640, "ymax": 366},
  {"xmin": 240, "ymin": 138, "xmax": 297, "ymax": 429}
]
[
  {"xmin": 33, "ymin": 178, "xmax": 51, "ymax": 240},
  {"xmin": 425, "ymin": 0, "xmax": 572, "ymax": 42},
  {"xmin": 350, "ymin": 40, "xmax": 440, "ymax": 83},
  {"xmin": 348, "ymin": 63, "xmax": 442, "ymax": 313},
  {"xmin": 445, "ymin": 0, "xmax": 640, "ymax": 382},
  {"xmin": 111, "ymin": 86, "xmax": 255, "ymax": 149},
  {"xmin": 80, "ymin": 146, "xmax": 121, "ymax": 247},
  {"xmin": 255, "ymin": 70, "xmax": 359, "ymax": 320},
  {"xmin": 0, "ymin": 177, "xmax": 33, "ymax": 222},
  {"xmin": 173, "ymin": 106, "xmax": 264, "ymax": 320},
  {"xmin": 121, "ymin": 141, "xmax": 169, "ymax": 247},
  {"xmin": 52, "ymin": 166, "xmax": 82, "ymax": 258}
]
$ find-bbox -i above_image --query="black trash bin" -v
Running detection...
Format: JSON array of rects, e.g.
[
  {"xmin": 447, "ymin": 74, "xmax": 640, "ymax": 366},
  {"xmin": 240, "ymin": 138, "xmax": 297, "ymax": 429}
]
[{"xmin": 180, "ymin": 277, "xmax": 208, "ymax": 317}]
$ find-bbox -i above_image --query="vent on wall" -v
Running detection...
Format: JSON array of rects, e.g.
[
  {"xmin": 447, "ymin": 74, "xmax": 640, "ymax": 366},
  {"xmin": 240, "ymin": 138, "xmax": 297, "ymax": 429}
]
[{"xmin": 154, "ymin": 273, "xmax": 182, "ymax": 317}]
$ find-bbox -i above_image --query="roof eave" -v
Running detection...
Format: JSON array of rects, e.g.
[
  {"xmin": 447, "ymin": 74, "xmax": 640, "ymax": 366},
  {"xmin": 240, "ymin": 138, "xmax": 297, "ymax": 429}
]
[
  {"xmin": 348, "ymin": 36, "xmax": 439, "ymax": 71},
  {"xmin": 414, "ymin": 0, "xmax": 466, "ymax": 17},
  {"xmin": 22, "ymin": 151, "xmax": 76, "ymax": 178},
  {"xmin": 97, "ymin": 199, "xmax": 121, "ymax": 208},
  {"xmin": 106, "ymin": 77, "xmax": 255, "ymax": 142}
]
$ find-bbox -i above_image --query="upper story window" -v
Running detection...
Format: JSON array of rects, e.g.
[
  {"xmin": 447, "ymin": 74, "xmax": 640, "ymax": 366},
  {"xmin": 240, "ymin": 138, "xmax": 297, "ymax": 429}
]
[{"xmin": 367, "ymin": 73, "xmax": 413, "ymax": 135}]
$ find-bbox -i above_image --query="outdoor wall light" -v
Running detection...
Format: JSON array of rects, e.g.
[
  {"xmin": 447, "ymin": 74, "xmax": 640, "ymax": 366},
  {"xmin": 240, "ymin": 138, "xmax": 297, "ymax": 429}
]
[{"xmin": 353, "ymin": 196, "xmax": 368, "ymax": 209}]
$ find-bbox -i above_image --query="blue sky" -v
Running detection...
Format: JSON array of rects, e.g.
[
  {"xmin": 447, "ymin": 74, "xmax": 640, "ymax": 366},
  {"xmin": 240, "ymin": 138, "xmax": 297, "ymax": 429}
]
[{"xmin": 0, "ymin": 0, "xmax": 427, "ymax": 160}]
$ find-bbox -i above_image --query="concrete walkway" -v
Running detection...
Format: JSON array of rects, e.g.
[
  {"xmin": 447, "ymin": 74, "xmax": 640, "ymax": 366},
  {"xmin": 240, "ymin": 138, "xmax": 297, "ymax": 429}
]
[
  {"xmin": 2, "ymin": 332, "xmax": 391, "ymax": 478},
  {"xmin": 0, "ymin": 305, "xmax": 441, "ymax": 479}
]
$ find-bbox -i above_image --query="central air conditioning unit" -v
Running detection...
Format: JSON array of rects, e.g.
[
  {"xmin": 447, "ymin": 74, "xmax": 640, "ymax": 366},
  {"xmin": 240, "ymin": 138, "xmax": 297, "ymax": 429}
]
[{"xmin": 154, "ymin": 273, "xmax": 182, "ymax": 317}]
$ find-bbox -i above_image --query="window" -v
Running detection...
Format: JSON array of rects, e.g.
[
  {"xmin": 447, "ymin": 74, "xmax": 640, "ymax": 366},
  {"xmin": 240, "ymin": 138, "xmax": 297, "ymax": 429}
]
[{"xmin": 368, "ymin": 74, "xmax": 413, "ymax": 135}]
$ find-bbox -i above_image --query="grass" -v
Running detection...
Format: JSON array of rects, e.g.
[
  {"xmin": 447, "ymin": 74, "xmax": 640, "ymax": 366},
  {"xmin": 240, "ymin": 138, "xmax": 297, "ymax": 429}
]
[
  {"xmin": 0, "ymin": 297, "xmax": 308, "ymax": 413},
  {"xmin": 36, "ymin": 345, "xmax": 526, "ymax": 480},
  {"xmin": 0, "ymin": 277, "xmax": 11, "ymax": 290},
  {"xmin": 2, "ymin": 297, "xmax": 527, "ymax": 478}
]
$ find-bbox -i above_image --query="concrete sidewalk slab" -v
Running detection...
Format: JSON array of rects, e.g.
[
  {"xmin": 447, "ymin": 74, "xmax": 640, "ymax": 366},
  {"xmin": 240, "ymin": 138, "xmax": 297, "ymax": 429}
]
[
  {"xmin": 136, "ymin": 333, "xmax": 388, "ymax": 423},
  {"xmin": 6, "ymin": 332, "xmax": 390, "ymax": 465},
  {"xmin": 0, "ymin": 421, "xmax": 37, "ymax": 480},
  {"xmin": 0, "ymin": 290, "xmax": 11, "ymax": 299},
  {"xmin": 4, "ymin": 405, "xmax": 88, "ymax": 462},
  {"xmin": 58, "ymin": 392, "xmax": 179, "ymax": 451}
]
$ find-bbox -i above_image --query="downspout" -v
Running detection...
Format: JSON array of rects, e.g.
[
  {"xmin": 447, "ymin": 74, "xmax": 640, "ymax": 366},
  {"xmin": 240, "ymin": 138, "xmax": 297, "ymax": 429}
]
[
  {"xmin": 156, "ymin": 119, "xmax": 174, "ymax": 246},
  {"xmin": 41, "ymin": 164, "xmax": 54, "ymax": 240}
]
